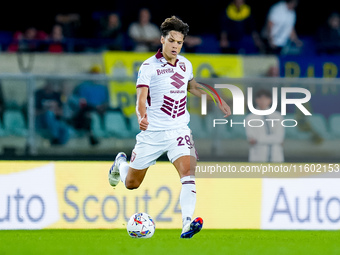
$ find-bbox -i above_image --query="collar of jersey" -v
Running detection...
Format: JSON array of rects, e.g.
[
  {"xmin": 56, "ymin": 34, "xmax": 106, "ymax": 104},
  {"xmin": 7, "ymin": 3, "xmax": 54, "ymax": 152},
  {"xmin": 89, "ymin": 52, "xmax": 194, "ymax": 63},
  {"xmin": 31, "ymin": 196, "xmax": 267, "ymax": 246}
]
[{"xmin": 155, "ymin": 48, "xmax": 179, "ymax": 67}]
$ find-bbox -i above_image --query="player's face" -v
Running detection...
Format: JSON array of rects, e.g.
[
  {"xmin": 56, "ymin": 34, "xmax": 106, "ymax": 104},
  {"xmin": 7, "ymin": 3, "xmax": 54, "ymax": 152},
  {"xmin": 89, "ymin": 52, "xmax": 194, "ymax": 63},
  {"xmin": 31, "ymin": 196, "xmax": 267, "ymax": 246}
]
[
  {"xmin": 256, "ymin": 95, "xmax": 272, "ymax": 110},
  {"xmin": 161, "ymin": 31, "xmax": 184, "ymax": 62}
]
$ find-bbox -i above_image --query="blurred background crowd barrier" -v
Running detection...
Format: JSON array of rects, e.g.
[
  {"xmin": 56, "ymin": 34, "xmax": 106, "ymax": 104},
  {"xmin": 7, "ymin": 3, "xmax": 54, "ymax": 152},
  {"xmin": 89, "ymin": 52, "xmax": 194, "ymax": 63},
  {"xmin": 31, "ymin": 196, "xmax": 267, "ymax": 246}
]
[{"xmin": 0, "ymin": 51, "xmax": 339, "ymax": 162}]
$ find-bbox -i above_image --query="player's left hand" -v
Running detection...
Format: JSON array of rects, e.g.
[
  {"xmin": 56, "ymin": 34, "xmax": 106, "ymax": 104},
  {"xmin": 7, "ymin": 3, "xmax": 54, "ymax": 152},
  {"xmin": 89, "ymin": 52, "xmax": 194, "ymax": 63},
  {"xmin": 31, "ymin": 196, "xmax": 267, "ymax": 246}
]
[{"xmin": 219, "ymin": 99, "xmax": 231, "ymax": 117}]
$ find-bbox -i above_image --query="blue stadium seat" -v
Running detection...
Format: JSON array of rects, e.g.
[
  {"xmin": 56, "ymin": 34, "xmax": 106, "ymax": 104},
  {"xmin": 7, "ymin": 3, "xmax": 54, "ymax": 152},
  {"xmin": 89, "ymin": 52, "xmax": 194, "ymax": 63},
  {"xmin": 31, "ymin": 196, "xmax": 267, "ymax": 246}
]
[
  {"xmin": 189, "ymin": 113, "xmax": 208, "ymax": 138},
  {"xmin": 194, "ymin": 34, "xmax": 221, "ymax": 54},
  {"xmin": 299, "ymin": 36, "xmax": 317, "ymax": 56},
  {"xmin": 229, "ymin": 115, "xmax": 247, "ymax": 139},
  {"xmin": 128, "ymin": 115, "xmax": 141, "ymax": 137},
  {"xmin": 284, "ymin": 114, "xmax": 311, "ymax": 140},
  {"xmin": 308, "ymin": 114, "xmax": 330, "ymax": 139},
  {"xmin": 90, "ymin": 112, "xmax": 107, "ymax": 138},
  {"xmin": 0, "ymin": 119, "xmax": 5, "ymax": 136},
  {"xmin": 104, "ymin": 111, "xmax": 131, "ymax": 138},
  {"xmin": 329, "ymin": 114, "xmax": 340, "ymax": 139},
  {"xmin": 3, "ymin": 110, "xmax": 27, "ymax": 136},
  {"xmin": 205, "ymin": 113, "xmax": 232, "ymax": 139},
  {"xmin": 0, "ymin": 30, "xmax": 13, "ymax": 50}
]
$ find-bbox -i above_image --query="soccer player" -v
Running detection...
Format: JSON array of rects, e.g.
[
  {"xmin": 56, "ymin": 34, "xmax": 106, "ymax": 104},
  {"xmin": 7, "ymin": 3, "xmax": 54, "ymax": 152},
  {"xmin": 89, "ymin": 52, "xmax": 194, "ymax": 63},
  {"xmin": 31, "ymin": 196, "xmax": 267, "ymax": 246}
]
[{"xmin": 108, "ymin": 16, "xmax": 231, "ymax": 238}]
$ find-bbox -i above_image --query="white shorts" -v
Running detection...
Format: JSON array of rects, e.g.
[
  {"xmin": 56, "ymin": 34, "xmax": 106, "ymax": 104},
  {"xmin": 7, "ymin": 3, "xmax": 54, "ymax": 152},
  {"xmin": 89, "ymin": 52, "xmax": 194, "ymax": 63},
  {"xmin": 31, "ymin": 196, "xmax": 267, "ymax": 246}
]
[{"xmin": 129, "ymin": 126, "xmax": 198, "ymax": 170}]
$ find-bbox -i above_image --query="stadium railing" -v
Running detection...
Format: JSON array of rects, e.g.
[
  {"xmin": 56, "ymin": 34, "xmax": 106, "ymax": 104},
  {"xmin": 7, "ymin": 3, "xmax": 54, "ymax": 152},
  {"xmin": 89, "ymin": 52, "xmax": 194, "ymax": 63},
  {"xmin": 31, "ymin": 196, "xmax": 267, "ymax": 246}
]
[{"xmin": 0, "ymin": 74, "xmax": 339, "ymax": 162}]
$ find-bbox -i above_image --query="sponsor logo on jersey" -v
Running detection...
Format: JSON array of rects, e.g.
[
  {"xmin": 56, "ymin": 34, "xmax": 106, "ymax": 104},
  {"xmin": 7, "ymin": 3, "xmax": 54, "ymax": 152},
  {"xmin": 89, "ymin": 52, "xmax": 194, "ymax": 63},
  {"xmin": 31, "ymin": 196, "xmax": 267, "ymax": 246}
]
[
  {"xmin": 170, "ymin": 90, "xmax": 186, "ymax": 94},
  {"xmin": 156, "ymin": 68, "xmax": 174, "ymax": 75},
  {"xmin": 170, "ymin": 72, "xmax": 185, "ymax": 89}
]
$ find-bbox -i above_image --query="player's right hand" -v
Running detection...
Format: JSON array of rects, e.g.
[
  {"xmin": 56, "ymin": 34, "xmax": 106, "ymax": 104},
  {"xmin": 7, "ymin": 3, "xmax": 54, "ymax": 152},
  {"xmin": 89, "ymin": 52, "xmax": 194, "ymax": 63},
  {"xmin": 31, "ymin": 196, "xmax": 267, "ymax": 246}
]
[
  {"xmin": 219, "ymin": 99, "xmax": 231, "ymax": 118},
  {"xmin": 139, "ymin": 113, "xmax": 149, "ymax": 131}
]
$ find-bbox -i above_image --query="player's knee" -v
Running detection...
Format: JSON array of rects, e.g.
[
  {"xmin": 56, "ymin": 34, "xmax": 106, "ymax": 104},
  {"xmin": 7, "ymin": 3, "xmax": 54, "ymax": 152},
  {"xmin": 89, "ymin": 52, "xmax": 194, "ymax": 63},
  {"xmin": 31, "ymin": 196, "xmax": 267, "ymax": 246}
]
[
  {"xmin": 125, "ymin": 179, "xmax": 141, "ymax": 190},
  {"xmin": 181, "ymin": 168, "xmax": 191, "ymax": 177}
]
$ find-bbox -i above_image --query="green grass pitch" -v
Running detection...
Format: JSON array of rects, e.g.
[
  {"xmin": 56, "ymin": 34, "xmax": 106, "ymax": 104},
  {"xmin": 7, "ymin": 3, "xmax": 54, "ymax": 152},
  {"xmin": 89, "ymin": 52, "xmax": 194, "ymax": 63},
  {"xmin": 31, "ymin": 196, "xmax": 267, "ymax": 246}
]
[{"xmin": 1, "ymin": 229, "xmax": 339, "ymax": 255}]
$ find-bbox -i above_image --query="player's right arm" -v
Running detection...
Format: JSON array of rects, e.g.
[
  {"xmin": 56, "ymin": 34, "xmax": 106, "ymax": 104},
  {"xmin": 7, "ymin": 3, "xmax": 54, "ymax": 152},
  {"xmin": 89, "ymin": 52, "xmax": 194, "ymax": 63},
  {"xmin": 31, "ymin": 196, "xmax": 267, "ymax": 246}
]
[
  {"xmin": 136, "ymin": 62, "xmax": 153, "ymax": 131},
  {"xmin": 136, "ymin": 87, "xmax": 149, "ymax": 131},
  {"xmin": 188, "ymin": 78, "xmax": 231, "ymax": 117}
]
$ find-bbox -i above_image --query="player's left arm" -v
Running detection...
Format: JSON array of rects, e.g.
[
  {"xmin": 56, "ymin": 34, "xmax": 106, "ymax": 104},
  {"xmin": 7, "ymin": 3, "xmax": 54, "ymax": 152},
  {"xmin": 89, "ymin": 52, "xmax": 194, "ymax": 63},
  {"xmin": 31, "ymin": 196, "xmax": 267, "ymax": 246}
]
[{"xmin": 188, "ymin": 78, "xmax": 231, "ymax": 117}]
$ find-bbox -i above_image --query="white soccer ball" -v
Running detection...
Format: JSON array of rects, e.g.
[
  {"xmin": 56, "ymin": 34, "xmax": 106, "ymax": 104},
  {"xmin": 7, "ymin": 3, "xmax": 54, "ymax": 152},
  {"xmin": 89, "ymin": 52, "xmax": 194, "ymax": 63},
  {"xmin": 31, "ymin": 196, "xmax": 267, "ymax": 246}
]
[{"xmin": 127, "ymin": 212, "xmax": 155, "ymax": 238}]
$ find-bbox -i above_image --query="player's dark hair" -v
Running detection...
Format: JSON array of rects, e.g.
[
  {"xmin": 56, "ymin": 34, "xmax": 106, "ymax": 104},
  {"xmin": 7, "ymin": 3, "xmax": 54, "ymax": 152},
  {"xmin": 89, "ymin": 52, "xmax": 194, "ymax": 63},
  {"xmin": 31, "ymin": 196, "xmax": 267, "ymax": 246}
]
[
  {"xmin": 256, "ymin": 89, "xmax": 272, "ymax": 98},
  {"xmin": 160, "ymin": 16, "xmax": 189, "ymax": 38}
]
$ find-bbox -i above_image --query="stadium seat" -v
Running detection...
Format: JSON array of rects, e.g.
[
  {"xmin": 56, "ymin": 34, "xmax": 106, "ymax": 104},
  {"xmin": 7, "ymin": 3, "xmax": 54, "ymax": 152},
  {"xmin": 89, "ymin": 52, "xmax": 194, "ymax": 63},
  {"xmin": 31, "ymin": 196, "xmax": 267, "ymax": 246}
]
[
  {"xmin": 329, "ymin": 114, "xmax": 340, "ymax": 139},
  {"xmin": 284, "ymin": 114, "xmax": 310, "ymax": 140},
  {"xmin": 3, "ymin": 110, "xmax": 27, "ymax": 136},
  {"xmin": 128, "ymin": 115, "xmax": 141, "ymax": 137},
  {"xmin": 307, "ymin": 114, "xmax": 330, "ymax": 140},
  {"xmin": 189, "ymin": 113, "xmax": 208, "ymax": 138},
  {"xmin": 0, "ymin": 30, "xmax": 13, "ymax": 51},
  {"xmin": 229, "ymin": 115, "xmax": 247, "ymax": 139},
  {"xmin": 205, "ymin": 113, "xmax": 232, "ymax": 139},
  {"xmin": 104, "ymin": 111, "xmax": 131, "ymax": 138},
  {"xmin": 90, "ymin": 112, "xmax": 106, "ymax": 138},
  {"xmin": 299, "ymin": 36, "xmax": 317, "ymax": 56},
  {"xmin": 0, "ymin": 120, "xmax": 5, "ymax": 136},
  {"xmin": 194, "ymin": 34, "xmax": 220, "ymax": 54}
]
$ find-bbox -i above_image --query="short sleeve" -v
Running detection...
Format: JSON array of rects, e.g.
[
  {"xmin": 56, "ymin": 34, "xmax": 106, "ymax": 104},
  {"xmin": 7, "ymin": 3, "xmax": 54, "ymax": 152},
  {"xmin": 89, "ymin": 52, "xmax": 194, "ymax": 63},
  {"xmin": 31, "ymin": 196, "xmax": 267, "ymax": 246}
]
[
  {"xmin": 268, "ymin": 3, "xmax": 280, "ymax": 23},
  {"xmin": 136, "ymin": 63, "xmax": 153, "ymax": 88},
  {"xmin": 188, "ymin": 61, "xmax": 194, "ymax": 81}
]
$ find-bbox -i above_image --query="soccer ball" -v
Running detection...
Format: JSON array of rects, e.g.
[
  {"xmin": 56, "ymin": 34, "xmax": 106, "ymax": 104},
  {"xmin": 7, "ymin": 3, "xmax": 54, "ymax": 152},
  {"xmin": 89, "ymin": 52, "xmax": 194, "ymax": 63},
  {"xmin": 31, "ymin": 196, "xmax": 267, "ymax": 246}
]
[{"xmin": 127, "ymin": 212, "xmax": 155, "ymax": 238}]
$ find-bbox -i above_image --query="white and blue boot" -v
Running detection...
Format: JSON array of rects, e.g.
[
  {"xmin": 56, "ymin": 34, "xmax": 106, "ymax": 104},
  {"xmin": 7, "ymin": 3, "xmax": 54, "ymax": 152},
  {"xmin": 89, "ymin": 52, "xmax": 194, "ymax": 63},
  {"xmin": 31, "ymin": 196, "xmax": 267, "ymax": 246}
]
[
  {"xmin": 180, "ymin": 217, "xmax": 203, "ymax": 238},
  {"xmin": 108, "ymin": 152, "xmax": 127, "ymax": 187}
]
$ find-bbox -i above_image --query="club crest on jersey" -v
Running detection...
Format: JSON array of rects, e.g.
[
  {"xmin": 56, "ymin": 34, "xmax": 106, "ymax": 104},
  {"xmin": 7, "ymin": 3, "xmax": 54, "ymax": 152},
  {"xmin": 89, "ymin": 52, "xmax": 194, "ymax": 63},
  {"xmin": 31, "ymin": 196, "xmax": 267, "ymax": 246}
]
[
  {"xmin": 131, "ymin": 151, "xmax": 136, "ymax": 163},
  {"xmin": 179, "ymin": 62, "xmax": 186, "ymax": 72}
]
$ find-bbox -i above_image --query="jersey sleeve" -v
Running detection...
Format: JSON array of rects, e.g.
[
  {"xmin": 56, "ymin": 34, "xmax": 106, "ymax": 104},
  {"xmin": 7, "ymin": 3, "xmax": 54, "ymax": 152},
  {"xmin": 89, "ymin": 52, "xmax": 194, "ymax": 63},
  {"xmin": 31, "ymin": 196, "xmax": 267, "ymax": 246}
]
[
  {"xmin": 268, "ymin": 3, "xmax": 280, "ymax": 23},
  {"xmin": 188, "ymin": 60, "xmax": 194, "ymax": 81},
  {"xmin": 136, "ymin": 63, "xmax": 153, "ymax": 88}
]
